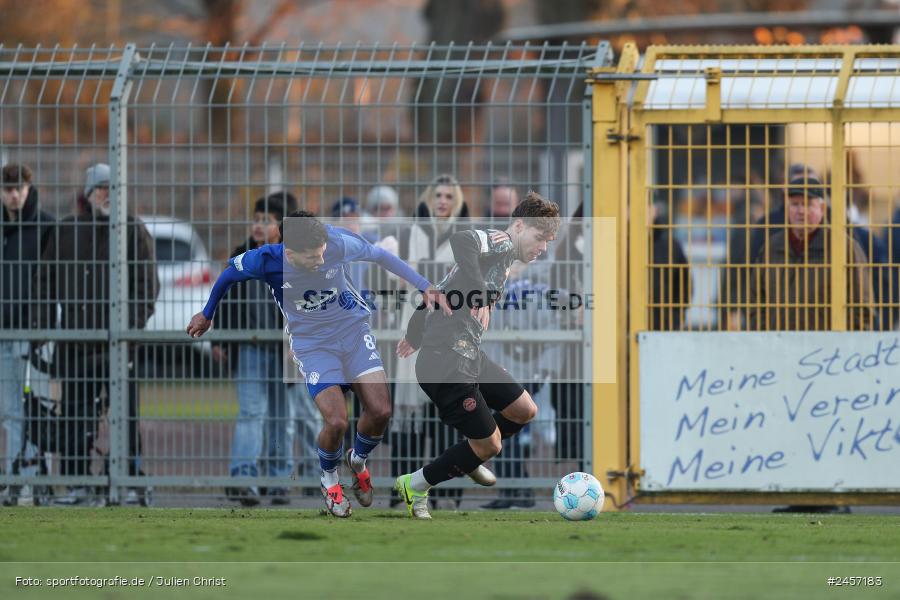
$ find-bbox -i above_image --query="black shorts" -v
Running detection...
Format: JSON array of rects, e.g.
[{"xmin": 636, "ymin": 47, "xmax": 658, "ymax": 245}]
[{"xmin": 415, "ymin": 348, "xmax": 525, "ymax": 440}]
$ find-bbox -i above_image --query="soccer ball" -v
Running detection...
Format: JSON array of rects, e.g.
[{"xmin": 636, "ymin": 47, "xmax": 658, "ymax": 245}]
[{"xmin": 553, "ymin": 472, "xmax": 604, "ymax": 521}]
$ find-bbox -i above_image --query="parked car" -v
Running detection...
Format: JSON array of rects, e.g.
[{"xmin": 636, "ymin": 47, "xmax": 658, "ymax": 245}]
[{"xmin": 140, "ymin": 216, "xmax": 216, "ymax": 373}]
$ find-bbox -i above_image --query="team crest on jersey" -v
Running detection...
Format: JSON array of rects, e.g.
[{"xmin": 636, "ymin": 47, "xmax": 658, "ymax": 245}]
[
  {"xmin": 462, "ymin": 397, "xmax": 477, "ymax": 412},
  {"xmin": 308, "ymin": 372, "xmax": 320, "ymax": 385}
]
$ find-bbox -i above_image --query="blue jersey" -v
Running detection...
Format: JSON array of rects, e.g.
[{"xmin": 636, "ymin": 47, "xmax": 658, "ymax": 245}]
[{"xmin": 203, "ymin": 225, "xmax": 430, "ymax": 345}]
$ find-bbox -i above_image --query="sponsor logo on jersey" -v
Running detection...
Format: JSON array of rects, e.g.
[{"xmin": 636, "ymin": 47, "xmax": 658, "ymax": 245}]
[
  {"xmin": 294, "ymin": 288, "xmax": 339, "ymax": 312},
  {"xmin": 368, "ymin": 352, "xmax": 379, "ymax": 361},
  {"xmin": 324, "ymin": 267, "xmax": 339, "ymax": 280},
  {"xmin": 233, "ymin": 253, "xmax": 245, "ymax": 271},
  {"xmin": 282, "ymin": 281, "xmax": 292, "ymax": 289}
]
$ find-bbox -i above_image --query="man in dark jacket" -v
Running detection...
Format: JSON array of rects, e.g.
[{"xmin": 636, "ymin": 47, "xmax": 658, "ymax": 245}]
[
  {"xmin": 721, "ymin": 165, "xmax": 886, "ymax": 330},
  {"xmin": 1, "ymin": 164, "xmax": 53, "ymax": 505},
  {"xmin": 747, "ymin": 173, "xmax": 875, "ymax": 332},
  {"xmin": 649, "ymin": 202, "xmax": 691, "ymax": 331},
  {"xmin": 33, "ymin": 163, "xmax": 159, "ymax": 506}
]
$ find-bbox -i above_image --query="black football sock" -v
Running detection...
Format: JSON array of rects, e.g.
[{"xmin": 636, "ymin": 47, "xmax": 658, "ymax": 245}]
[
  {"xmin": 493, "ymin": 412, "xmax": 526, "ymax": 439},
  {"xmin": 422, "ymin": 440, "xmax": 484, "ymax": 486}
]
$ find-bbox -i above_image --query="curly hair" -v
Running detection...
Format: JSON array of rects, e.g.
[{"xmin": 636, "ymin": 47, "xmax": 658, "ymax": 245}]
[{"xmin": 511, "ymin": 190, "xmax": 561, "ymax": 237}]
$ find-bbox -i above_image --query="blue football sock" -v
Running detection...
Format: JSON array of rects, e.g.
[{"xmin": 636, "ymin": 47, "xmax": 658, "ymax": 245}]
[
  {"xmin": 317, "ymin": 445, "xmax": 343, "ymax": 474},
  {"xmin": 353, "ymin": 432, "xmax": 382, "ymax": 460},
  {"xmin": 350, "ymin": 432, "xmax": 383, "ymax": 472}
]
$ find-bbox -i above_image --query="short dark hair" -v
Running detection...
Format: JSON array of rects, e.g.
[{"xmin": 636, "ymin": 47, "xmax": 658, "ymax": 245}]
[
  {"xmin": 280, "ymin": 209, "xmax": 328, "ymax": 251},
  {"xmin": 1, "ymin": 164, "xmax": 32, "ymax": 189},
  {"xmin": 511, "ymin": 190, "xmax": 561, "ymax": 237},
  {"xmin": 254, "ymin": 191, "xmax": 297, "ymax": 222}
]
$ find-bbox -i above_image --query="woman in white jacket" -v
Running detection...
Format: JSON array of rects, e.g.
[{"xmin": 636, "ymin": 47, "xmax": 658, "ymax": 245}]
[{"xmin": 391, "ymin": 174, "xmax": 469, "ymax": 508}]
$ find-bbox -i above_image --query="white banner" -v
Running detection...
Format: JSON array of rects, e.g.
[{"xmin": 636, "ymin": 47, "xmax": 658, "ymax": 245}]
[{"xmin": 639, "ymin": 332, "xmax": 900, "ymax": 491}]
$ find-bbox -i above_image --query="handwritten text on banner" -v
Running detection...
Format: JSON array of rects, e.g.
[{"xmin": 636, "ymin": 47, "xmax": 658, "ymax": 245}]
[{"xmin": 639, "ymin": 332, "xmax": 900, "ymax": 491}]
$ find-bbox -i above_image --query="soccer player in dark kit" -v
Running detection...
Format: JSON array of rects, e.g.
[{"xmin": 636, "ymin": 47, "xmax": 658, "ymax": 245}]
[{"xmin": 394, "ymin": 191, "xmax": 561, "ymax": 518}]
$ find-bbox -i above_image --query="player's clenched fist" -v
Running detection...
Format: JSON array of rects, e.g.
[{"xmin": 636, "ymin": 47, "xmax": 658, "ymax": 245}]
[{"xmin": 186, "ymin": 312, "xmax": 213, "ymax": 338}]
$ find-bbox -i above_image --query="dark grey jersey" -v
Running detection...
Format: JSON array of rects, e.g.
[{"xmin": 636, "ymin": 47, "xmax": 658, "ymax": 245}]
[{"xmin": 409, "ymin": 228, "xmax": 517, "ymax": 359}]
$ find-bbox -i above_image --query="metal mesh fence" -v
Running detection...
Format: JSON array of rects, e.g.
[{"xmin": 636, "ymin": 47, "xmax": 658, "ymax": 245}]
[
  {"xmin": 637, "ymin": 49, "xmax": 900, "ymax": 335},
  {"xmin": 0, "ymin": 42, "xmax": 608, "ymax": 508}
]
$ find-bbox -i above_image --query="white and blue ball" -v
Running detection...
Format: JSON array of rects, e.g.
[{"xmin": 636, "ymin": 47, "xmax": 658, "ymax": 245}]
[{"xmin": 553, "ymin": 472, "xmax": 604, "ymax": 521}]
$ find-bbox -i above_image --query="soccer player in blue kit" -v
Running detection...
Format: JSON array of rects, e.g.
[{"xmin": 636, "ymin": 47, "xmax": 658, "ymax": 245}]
[{"xmin": 186, "ymin": 211, "xmax": 450, "ymax": 517}]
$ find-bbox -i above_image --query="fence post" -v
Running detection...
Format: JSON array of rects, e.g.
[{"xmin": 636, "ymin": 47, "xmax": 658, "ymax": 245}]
[
  {"xmin": 591, "ymin": 42, "xmax": 636, "ymax": 511},
  {"xmin": 107, "ymin": 43, "xmax": 138, "ymax": 504},
  {"xmin": 830, "ymin": 48, "xmax": 855, "ymax": 331},
  {"xmin": 581, "ymin": 42, "xmax": 614, "ymax": 480}
]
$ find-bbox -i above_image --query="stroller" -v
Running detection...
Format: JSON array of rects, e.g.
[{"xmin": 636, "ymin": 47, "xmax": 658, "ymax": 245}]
[{"xmin": 9, "ymin": 354, "xmax": 59, "ymax": 506}]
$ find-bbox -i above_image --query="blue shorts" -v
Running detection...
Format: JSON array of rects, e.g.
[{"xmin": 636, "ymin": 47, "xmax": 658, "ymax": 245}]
[{"xmin": 290, "ymin": 320, "xmax": 384, "ymax": 399}]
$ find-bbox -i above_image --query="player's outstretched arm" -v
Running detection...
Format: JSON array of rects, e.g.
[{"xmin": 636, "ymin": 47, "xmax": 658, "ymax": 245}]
[
  {"xmin": 185, "ymin": 263, "xmax": 252, "ymax": 337},
  {"xmin": 344, "ymin": 233, "xmax": 452, "ymax": 315}
]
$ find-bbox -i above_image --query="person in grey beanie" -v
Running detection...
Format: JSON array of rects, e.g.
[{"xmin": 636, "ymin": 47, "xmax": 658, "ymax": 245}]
[
  {"xmin": 83, "ymin": 163, "xmax": 111, "ymax": 205},
  {"xmin": 34, "ymin": 162, "xmax": 159, "ymax": 506}
]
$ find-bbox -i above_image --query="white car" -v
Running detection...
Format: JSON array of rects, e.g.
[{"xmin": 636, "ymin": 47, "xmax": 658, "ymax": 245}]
[{"xmin": 141, "ymin": 216, "xmax": 215, "ymax": 356}]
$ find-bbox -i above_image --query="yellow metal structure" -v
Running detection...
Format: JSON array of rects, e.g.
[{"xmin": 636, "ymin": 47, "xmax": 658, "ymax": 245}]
[
  {"xmin": 592, "ymin": 43, "xmax": 639, "ymax": 511},
  {"xmin": 592, "ymin": 45, "xmax": 900, "ymax": 508}
]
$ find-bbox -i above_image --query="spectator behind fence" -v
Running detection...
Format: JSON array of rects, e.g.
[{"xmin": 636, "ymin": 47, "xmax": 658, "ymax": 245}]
[
  {"xmin": 717, "ymin": 171, "xmax": 767, "ymax": 331},
  {"xmin": 746, "ymin": 172, "xmax": 875, "ymax": 332},
  {"xmin": 365, "ymin": 185, "xmax": 400, "ymax": 220},
  {"xmin": 485, "ymin": 181, "xmax": 518, "ymax": 223},
  {"xmin": 550, "ymin": 202, "xmax": 586, "ymax": 470},
  {"xmin": 885, "ymin": 205, "xmax": 900, "ymax": 329},
  {"xmin": 836, "ymin": 164, "xmax": 890, "ymax": 330},
  {"xmin": 362, "ymin": 185, "xmax": 403, "ymax": 330},
  {"xmin": 33, "ymin": 163, "xmax": 159, "ymax": 506},
  {"xmin": 392, "ymin": 174, "xmax": 470, "ymax": 509},
  {"xmin": 730, "ymin": 164, "xmax": 883, "ymax": 330},
  {"xmin": 649, "ymin": 201, "xmax": 691, "ymax": 331},
  {"xmin": 0, "ymin": 164, "xmax": 53, "ymax": 506},
  {"xmin": 217, "ymin": 192, "xmax": 319, "ymax": 506}
]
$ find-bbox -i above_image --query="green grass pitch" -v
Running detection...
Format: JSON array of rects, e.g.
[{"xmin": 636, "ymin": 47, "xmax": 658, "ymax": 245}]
[{"xmin": 1, "ymin": 508, "xmax": 899, "ymax": 599}]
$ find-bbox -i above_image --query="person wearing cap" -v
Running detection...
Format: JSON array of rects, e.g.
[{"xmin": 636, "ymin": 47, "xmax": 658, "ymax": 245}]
[
  {"xmin": 332, "ymin": 197, "xmax": 365, "ymax": 233},
  {"xmin": 724, "ymin": 165, "xmax": 883, "ymax": 331},
  {"xmin": 33, "ymin": 163, "xmax": 159, "ymax": 506},
  {"xmin": 331, "ymin": 197, "xmax": 382, "ymax": 296},
  {"xmin": 746, "ymin": 171, "xmax": 875, "ymax": 332},
  {"xmin": 0, "ymin": 164, "xmax": 54, "ymax": 506}
]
